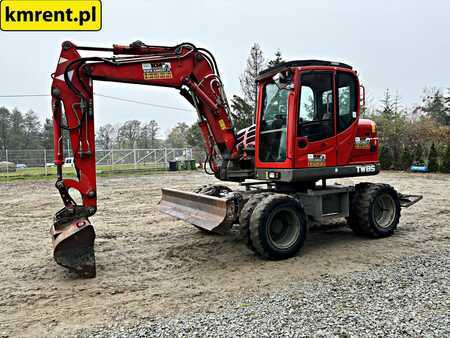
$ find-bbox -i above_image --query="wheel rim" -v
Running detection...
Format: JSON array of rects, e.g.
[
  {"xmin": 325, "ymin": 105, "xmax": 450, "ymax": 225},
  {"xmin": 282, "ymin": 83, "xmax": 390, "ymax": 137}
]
[
  {"xmin": 373, "ymin": 193, "xmax": 396, "ymax": 229},
  {"xmin": 267, "ymin": 208, "xmax": 301, "ymax": 250}
]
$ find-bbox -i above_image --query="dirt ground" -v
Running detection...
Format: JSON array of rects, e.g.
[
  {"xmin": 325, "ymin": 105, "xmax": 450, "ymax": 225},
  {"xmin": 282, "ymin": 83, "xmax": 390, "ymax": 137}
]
[{"xmin": 0, "ymin": 171, "xmax": 449, "ymax": 337}]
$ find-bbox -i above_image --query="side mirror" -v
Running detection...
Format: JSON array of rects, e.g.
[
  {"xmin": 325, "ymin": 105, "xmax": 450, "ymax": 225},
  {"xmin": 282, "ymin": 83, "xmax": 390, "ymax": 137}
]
[
  {"xmin": 360, "ymin": 84, "xmax": 366, "ymax": 109},
  {"xmin": 273, "ymin": 70, "xmax": 293, "ymax": 89}
]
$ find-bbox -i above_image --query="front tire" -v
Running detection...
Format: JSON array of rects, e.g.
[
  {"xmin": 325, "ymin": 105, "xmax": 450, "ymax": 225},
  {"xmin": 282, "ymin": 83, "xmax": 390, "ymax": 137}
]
[
  {"xmin": 239, "ymin": 193, "xmax": 270, "ymax": 251},
  {"xmin": 348, "ymin": 183, "xmax": 401, "ymax": 238},
  {"xmin": 249, "ymin": 194, "xmax": 307, "ymax": 260}
]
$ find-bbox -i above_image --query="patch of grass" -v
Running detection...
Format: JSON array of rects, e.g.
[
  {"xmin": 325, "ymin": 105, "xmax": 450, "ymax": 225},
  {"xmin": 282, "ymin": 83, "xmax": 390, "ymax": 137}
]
[{"xmin": 0, "ymin": 163, "xmax": 181, "ymax": 182}]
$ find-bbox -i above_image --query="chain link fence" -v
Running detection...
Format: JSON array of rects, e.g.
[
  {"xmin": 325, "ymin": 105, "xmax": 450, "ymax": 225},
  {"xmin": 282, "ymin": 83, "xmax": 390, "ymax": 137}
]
[{"xmin": 0, "ymin": 148, "xmax": 193, "ymax": 180}]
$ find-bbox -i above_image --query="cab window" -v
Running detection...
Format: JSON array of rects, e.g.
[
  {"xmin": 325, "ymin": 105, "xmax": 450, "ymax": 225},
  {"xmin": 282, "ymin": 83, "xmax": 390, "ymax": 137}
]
[
  {"xmin": 259, "ymin": 82, "xmax": 289, "ymax": 162},
  {"xmin": 298, "ymin": 72, "xmax": 334, "ymax": 142},
  {"xmin": 337, "ymin": 72, "xmax": 357, "ymax": 132}
]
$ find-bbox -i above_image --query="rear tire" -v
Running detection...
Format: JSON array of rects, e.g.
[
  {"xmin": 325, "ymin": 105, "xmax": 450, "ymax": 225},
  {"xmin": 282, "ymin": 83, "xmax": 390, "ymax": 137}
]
[
  {"xmin": 348, "ymin": 183, "xmax": 401, "ymax": 238},
  {"xmin": 249, "ymin": 194, "xmax": 307, "ymax": 260}
]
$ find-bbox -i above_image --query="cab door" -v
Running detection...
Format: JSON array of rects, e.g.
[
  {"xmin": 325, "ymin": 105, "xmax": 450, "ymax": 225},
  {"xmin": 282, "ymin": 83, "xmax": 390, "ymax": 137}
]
[
  {"xmin": 295, "ymin": 71, "xmax": 337, "ymax": 169},
  {"xmin": 335, "ymin": 71, "xmax": 359, "ymax": 165}
]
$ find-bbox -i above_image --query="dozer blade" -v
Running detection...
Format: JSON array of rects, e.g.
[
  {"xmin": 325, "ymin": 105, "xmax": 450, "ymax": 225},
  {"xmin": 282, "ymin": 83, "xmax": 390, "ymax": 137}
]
[
  {"xmin": 160, "ymin": 188, "xmax": 237, "ymax": 234},
  {"xmin": 50, "ymin": 218, "xmax": 96, "ymax": 278}
]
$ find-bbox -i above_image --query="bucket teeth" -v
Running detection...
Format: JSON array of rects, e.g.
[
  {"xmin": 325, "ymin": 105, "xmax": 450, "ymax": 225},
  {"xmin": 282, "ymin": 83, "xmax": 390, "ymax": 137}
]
[{"xmin": 51, "ymin": 218, "xmax": 96, "ymax": 278}]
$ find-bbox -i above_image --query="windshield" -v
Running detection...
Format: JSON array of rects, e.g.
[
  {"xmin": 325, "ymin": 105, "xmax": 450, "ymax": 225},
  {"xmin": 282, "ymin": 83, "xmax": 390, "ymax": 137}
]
[{"xmin": 259, "ymin": 82, "xmax": 289, "ymax": 162}]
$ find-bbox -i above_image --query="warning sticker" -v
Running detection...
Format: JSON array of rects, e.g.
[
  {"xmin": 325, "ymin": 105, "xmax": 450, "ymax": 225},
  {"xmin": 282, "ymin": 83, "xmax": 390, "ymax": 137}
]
[
  {"xmin": 142, "ymin": 62, "xmax": 172, "ymax": 80},
  {"xmin": 354, "ymin": 137, "xmax": 371, "ymax": 149},
  {"xmin": 218, "ymin": 119, "xmax": 226, "ymax": 130},
  {"xmin": 307, "ymin": 154, "xmax": 326, "ymax": 167}
]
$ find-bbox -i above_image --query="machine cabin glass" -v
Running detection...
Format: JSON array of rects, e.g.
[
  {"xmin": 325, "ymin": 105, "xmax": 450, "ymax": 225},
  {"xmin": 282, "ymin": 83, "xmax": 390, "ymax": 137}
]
[
  {"xmin": 259, "ymin": 80, "xmax": 290, "ymax": 163},
  {"xmin": 297, "ymin": 72, "xmax": 334, "ymax": 141},
  {"xmin": 336, "ymin": 72, "xmax": 357, "ymax": 133}
]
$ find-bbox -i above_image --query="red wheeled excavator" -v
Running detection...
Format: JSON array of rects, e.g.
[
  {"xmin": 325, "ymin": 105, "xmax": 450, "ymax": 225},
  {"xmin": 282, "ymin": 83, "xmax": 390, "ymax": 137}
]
[{"xmin": 50, "ymin": 41, "xmax": 422, "ymax": 277}]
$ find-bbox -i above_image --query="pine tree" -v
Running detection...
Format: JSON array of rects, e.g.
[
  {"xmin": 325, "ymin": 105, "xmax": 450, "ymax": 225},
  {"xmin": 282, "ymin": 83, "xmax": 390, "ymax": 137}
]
[
  {"xmin": 445, "ymin": 88, "xmax": 450, "ymax": 123},
  {"xmin": 380, "ymin": 89, "xmax": 394, "ymax": 119},
  {"xmin": 428, "ymin": 143, "xmax": 439, "ymax": 172},
  {"xmin": 41, "ymin": 118, "xmax": 54, "ymax": 150},
  {"xmin": 400, "ymin": 147, "xmax": 413, "ymax": 171},
  {"xmin": 231, "ymin": 43, "xmax": 265, "ymax": 129},
  {"xmin": 23, "ymin": 110, "xmax": 42, "ymax": 149},
  {"xmin": 414, "ymin": 143, "xmax": 424, "ymax": 162},
  {"xmin": 9, "ymin": 108, "xmax": 25, "ymax": 149},
  {"xmin": 185, "ymin": 123, "xmax": 205, "ymax": 161},
  {"xmin": 440, "ymin": 144, "xmax": 450, "ymax": 173},
  {"xmin": 236, "ymin": 43, "xmax": 265, "ymax": 113},
  {"xmin": 379, "ymin": 145, "xmax": 393, "ymax": 170},
  {"xmin": 230, "ymin": 95, "xmax": 254, "ymax": 130},
  {"xmin": 267, "ymin": 49, "xmax": 284, "ymax": 67},
  {"xmin": 376, "ymin": 90, "xmax": 406, "ymax": 169},
  {"xmin": 422, "ymin": 89, "xmax": 448, "ymax": 125},
  {"xmin": 0, "ymin": 107, "xmax": 11, "ymax": 151}
]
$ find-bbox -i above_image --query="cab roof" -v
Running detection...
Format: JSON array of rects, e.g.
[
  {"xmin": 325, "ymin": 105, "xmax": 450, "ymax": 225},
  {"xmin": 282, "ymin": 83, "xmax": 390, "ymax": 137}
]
[{"xmin": 256, "ymin": 60, "xmax": 353, "ymax": 81}]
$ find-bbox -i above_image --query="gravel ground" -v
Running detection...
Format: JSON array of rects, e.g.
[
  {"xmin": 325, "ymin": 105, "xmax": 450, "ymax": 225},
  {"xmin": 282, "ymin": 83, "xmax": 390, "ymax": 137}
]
[
  {"xmin": 1, "ymin": 171, "xmax": 449, "ymax": 337},
  {"xmin": 79, "ymin": 249, "xmax": 449, "ymax": 337}
]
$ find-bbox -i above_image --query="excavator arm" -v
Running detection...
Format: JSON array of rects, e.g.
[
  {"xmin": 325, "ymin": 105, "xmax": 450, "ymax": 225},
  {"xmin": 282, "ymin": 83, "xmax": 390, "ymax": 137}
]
[{"xmin": 50, "ymin": 41, "xmax": 252, "ymax": 277}]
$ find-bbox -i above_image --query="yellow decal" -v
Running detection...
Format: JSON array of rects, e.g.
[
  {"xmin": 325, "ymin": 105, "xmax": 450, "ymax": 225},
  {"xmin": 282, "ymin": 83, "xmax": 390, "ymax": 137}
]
[
  {"xmin": 354, "ymin": 137, "xmax": 371, "ymax": 150},
  {"xmin": 307, "ymin": 154, "xmax": 326, "ymax": 167},
  {"xmin": 218, "ymin": 119, "xmax": 226, "ymax": 130},
  {"xmin": 371, "ymin": 121, "xmax": 376, "ymax": 133},
  {"xmin": 142, "ymin": 62, "xmax": 172, "ymax": 80},
  {"xmin": 1, "ymin": 0, "xmax": 102, "ymax": 31}
]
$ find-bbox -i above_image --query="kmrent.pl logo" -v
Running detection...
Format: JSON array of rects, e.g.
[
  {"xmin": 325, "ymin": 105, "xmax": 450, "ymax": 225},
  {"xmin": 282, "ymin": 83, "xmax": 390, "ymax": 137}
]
[{"xmin": 0, "ymin": 0, "xmax": 101, "ymax": 31}]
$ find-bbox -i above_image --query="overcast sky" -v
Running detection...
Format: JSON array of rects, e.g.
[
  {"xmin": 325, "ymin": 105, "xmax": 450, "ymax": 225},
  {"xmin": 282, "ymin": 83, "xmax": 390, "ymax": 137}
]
[{"xmin": 0, "ymin": 0, "xmax": 449, "ymax": 136}]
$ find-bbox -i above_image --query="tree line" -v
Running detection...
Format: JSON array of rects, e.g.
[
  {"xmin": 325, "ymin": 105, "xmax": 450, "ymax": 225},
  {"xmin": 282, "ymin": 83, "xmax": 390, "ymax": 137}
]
[
  {"xmin": 0, "ymin": 107, "xmax": 53, "ymax": 150},
  {"xmin": 1, "ymin": 43, "xmax": 449, "ymax": 172},
  {"xmin": 370, "ymin": 88, "xmax": 450, "ymax": 173},
  {"xmin": 96, "ymin": 120, "xmax": 202, "ymax": 151}
]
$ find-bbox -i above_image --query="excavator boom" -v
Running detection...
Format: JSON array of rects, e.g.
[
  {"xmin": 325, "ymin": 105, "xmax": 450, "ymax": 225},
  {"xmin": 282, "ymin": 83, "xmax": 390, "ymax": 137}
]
[{"xmin": 50, "ymin": 41, "xmax": 252, "ymax": 276}]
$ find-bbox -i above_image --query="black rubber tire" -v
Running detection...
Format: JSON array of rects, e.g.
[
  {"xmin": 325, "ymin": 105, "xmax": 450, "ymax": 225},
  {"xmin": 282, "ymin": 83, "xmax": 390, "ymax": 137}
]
[
  {"xmin": 238, "ymin": 193, "xmax": 271, "ymax": 252},
  {"xmin": 347, "ymin": 182, "xmax": 371, "ymax": 236},
  {"xmin": 249, "ymin": 194, "xmax": 307, "ymax": 260},
  {"xmin": 348, "ymin": 183, "xmax": 401, "ymax": 238}
]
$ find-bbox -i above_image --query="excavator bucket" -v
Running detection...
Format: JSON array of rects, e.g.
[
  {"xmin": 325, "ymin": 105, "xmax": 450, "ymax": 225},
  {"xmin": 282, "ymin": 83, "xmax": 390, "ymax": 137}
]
[
  {"xmin": 160, "ymin": 188, "xmax": 237, "ymax": 234},
  {"xmin": 50, "ymin": 218, "xmax": 96, "ymax": 278}
]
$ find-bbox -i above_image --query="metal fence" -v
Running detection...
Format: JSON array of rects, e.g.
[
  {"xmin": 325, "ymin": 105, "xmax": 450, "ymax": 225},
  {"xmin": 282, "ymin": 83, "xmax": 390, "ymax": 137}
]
[{"xmin": 0, "ymin": 148, "xmax": 193, "ymax": 178}]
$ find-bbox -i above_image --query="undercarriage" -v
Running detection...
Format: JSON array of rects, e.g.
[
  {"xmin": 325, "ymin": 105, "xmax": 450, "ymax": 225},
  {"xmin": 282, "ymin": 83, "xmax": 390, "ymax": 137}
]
[{"xmin": 160, "ymin": 180, "xmax": 422, "ymax": 260}]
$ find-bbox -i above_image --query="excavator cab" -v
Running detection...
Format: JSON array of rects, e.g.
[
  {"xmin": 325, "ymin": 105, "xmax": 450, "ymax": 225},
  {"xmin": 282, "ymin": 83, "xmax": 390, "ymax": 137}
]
[{"xmin": 254, "ymin": 60, "xmax": 378, "ymax": 183}]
